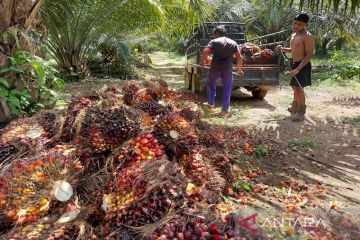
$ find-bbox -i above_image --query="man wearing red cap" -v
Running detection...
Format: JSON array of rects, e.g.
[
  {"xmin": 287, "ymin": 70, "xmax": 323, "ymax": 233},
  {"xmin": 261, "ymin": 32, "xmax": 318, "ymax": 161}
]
[{"xmin": 278, "ymin": 13, "xmax": 314, "ymax": 122}]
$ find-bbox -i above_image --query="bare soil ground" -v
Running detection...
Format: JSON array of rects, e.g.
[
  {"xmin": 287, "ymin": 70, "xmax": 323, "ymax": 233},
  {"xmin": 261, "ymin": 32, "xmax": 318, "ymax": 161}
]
[{"xmin": 64, "ymin": 52, "xmax": 360, "ymax": 239}]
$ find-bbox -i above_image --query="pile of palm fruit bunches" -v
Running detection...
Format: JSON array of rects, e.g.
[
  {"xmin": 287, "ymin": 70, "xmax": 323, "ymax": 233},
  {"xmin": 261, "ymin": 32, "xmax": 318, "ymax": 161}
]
[{"xmin": 0, "ymin": 78, "xmax": 263, "ymax": 240}]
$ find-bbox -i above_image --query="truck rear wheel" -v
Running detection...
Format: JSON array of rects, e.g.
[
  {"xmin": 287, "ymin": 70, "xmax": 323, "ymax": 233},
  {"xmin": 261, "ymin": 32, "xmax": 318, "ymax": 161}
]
[{"xmin": 251, "ymin": 89, "xmax": 268, "ymax": 99}]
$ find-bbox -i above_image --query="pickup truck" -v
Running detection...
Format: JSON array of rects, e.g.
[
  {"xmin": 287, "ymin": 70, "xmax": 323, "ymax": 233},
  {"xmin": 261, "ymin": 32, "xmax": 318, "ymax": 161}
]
[{"xmin": 184, "ymin": 22, "xmax": 287, "ymax": 99}]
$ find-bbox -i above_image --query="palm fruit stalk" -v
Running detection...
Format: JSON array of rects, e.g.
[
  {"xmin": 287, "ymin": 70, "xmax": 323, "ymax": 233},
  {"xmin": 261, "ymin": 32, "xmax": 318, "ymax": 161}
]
[
  {"xmin": 0, "ymin": 142, "xmax": 32, "ymax": 171},
  {"xmin": 0, "ymin": 154, "xmax": 83, "ymax": 225},
  {"xmin": 199, "ymin": 148, "xmax": 232, "ymax": 179},
  {"xmin": 61, "ymin": 97, "xmax": 96, "ymax": 142},
  {"xmin": 197, "ymin": 129, "xmax": 226, "ymax": 149},
  {"xmin": 36, "ymin": 110, "xmax": 64, "ymax": 142},
  {"xmin": 180, "ymin": 153, "xmax": 226, "ymax": 194},
  {"xmin": 77, "ymin": 106, "xmax": 141, "ymax": 153},
  {"xmin": 102, "ymin": 160, "xmax": 187, "ymax": 237},
  {"xmin": 116, "ymin": 132, "xmax": 164, "ymax": 168}
]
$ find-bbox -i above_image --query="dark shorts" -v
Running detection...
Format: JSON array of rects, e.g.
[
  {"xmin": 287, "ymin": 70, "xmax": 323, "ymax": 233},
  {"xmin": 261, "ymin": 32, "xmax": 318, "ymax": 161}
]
[{"xmin": 290, "ymin": 61, "xmax": 312, "ymax": 87}]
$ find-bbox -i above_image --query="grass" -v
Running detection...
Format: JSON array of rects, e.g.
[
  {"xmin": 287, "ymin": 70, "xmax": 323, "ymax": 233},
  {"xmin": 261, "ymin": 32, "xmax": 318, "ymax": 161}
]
[
  {"xmin": 289, "ymin": 137, "xmax": 317, "ymax": 150},
  {"xmin": 203, "ymin": 104, "xmax": 249, "ymax": 125},
  {"xmin": 342, "ymin": 116, "xmax": 360, "ymax": 125},
  {"xmin": 281, "ymin": 50, "xmax": 360, "ymax": 91},
  {"xmin": 150, "ymin": 51, "xmax": 185, "ymax": 66}
]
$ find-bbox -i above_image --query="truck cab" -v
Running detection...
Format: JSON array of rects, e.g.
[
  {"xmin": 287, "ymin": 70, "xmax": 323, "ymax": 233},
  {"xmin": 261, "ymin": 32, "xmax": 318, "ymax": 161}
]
[{"xmin": 185, "ymin": 22, "xmax": 286, "ymax": 99}]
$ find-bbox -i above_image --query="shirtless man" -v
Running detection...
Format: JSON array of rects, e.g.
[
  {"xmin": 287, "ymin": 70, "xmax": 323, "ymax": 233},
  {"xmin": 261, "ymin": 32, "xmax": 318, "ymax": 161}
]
[{"xmin": 278, "ymin": 13, "xmax": 314, "ymax": 122}]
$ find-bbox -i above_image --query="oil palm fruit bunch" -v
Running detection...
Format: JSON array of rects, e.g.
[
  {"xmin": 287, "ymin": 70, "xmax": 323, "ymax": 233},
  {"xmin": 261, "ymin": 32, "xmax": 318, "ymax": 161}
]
[
  {"xmin": 116, "ymin": 132, "xmax": 164, "ymax": 167},
  {"xmin": 122, "ymin": 81, "xmax": 143, "ymax": 105},
  {"xmin": 180, "ymin": 153, "xmax": 225, "ymax": 193},
  {"xmin": 36, "ymin": 110, "xmax": 63, "ymax": 141},
  {"xmin": 154, "ymin": 114, "xmax": 197, "ymax": 156},
  {"xmin": 178, "ymin": 102, "xmax": 205, "ymax": 122},
  {"xmin": 134, "ymin": 100, "xmax": 171, "ymax": 118},
  {"xmin": 2, "ymin": 216, "xmax": 81, "ymax": 240},
  {"xmin": 102, "ymin": 162, "xmax": 147, "ymax": 215},
  {"xmin": 0, "ymin": 118, "xmax": 50, "ymax": 152},
  {"xmin": 77, "ymin": 106, "xmax": 141, "ymax": 153},
  {"xmin": 102, "ymin": 160, "xmax": 186, "ymax": 235},
  {"xmin": 0, "ymin": 154, "xmax": 83, "ymax": 225},
  {"xmin": 166, "ymin": 131, "xmax": 199, "ymax": 157},
  {"xmin": 151, "ymin": 78, "xmax": 168, "ymax": 92},
  {"xmin": 61, "ymin": 97, "xmax": 96, "ymax": 142},
  {"xmin": 132, "ymin": 88, "xmax": 157, "ymax": 105}
]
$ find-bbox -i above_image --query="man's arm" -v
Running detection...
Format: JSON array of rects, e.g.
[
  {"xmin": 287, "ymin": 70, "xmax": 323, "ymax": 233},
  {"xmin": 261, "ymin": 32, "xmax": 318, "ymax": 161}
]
[
  {"xmin": 290, "ymin": 34, "xmax": 314, "ymax": 77},
  {"xmin": 235, "ymin": 51, "xmax": 244, "ymax": 76},
  {"xmin": 281, "ymin": 47, "xmax": 292, "ymax": 53}
]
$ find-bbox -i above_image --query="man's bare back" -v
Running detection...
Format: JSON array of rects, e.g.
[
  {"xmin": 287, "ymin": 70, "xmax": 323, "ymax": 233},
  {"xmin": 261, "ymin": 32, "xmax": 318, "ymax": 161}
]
[{"xmin": 290, "ymin": 31, "xmax": 313, "ymax": 62}]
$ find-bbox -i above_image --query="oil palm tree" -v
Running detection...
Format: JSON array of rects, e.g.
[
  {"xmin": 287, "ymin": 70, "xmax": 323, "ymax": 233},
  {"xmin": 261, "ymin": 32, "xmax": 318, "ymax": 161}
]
[{"xmin": 40, "ymin": 0, "xmax": 211, "ymax": 79}]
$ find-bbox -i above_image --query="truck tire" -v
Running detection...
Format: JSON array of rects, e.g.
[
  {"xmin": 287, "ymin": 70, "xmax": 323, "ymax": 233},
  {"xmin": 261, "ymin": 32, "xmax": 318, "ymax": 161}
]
[{"xmin": 251, "ymin": 89, "xmax": 268, "ymax": 99}]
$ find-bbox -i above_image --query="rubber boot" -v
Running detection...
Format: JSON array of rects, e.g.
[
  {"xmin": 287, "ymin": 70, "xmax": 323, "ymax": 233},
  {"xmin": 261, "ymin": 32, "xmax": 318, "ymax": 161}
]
[
  {"xmin": 287, "ymin": 101, "xmax": 298, "ymax": 114},
  {"xmin": 292, "ymin": 105, "xmax": 306, "ymax": 122}
]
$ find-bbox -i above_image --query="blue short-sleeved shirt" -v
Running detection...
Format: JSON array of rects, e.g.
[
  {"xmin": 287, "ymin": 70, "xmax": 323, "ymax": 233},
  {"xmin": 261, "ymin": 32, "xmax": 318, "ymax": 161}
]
[{"xmin": 206, "ymin": 37, "xmax": 239, "ymax": 71}]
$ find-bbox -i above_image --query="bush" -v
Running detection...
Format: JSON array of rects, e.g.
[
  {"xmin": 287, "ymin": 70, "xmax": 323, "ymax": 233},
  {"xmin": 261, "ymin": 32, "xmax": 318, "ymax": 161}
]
[
  {"xmin": 0, "ymin": 51, "xmax": 64, "ymax": 115},
  {"xmin": 88, "ymin": 41, "xmax": 134, "ymax": 79}
]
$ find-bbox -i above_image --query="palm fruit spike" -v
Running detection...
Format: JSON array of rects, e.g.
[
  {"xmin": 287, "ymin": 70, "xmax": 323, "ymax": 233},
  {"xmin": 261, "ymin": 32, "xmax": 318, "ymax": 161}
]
[
  {"xmin": 134, "ymin": 100, "xmax": 171, "ymax": 118},
  {"xmin": 0, "ymin": 142, "xmax": 32, "ymax": 171},
  {"xmin": 116, "ymin": 132, "xmax": 164, "ymax": 168},
  {"xmin": 0, "ymin": 154, "xmax": 83, "ymax": 225},
  {"xmin": 61, "ymin": 97, "xmax": 95, "ymax": 142},
  {"xmin": 180, "ymin": 153, "xmax": 226, "ymax": 193},
  {"xmin": 200, "ymin": 148, "xmax": 233, "ymax": 179},
  {"xmin": 36, "ymin": 110, "xmax": 63, "ymax": 141},
  {"xmin": 102, "ymin": 160, "xmax": 187, "ymax": 236},
  {"xmin": 77, "ymin": 106, "xmax": 141, "ymax": 153}
]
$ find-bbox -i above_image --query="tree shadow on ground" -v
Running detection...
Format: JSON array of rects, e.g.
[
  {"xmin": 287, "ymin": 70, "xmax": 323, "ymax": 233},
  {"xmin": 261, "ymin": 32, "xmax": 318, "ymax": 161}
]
[{"xmin": 236, "ymin": 116, "xmax": 360, "ymax": 237}]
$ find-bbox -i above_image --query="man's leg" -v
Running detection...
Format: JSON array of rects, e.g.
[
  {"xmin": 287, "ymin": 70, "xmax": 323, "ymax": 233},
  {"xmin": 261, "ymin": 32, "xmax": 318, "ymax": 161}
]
[
  {"xmin": 221, "ymin": 70, "xmax": 233, "ymax": 113},
  {"xmin": 292, "ymin": 87, "xmax": 306, "ymax": 122},
  {"xmin": 297, "ymin": 86, "xmax": 306, "ymax": 107},
  {"xmin": 288, "ymin": 86, "xmax": 299, "ymax": 113},
  {"xmin": 206, "ymin": 71, "xmax": 220, "ymax": 106}
]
